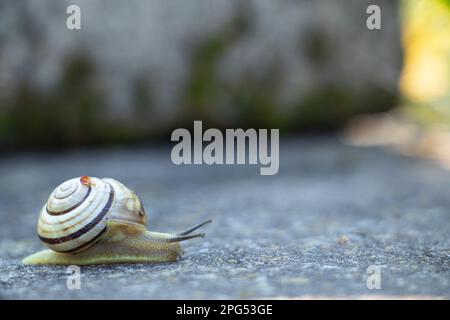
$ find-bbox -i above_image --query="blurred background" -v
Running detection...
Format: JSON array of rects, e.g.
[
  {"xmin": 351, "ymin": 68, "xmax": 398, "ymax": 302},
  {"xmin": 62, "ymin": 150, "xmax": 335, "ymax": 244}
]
[
  {"xmin": 1, "ymin": 0, "xmax": 450, "ymax": 299},
  {"xmin": 1, "ymin": 0, "xmax": 447, "ymax": 151}
]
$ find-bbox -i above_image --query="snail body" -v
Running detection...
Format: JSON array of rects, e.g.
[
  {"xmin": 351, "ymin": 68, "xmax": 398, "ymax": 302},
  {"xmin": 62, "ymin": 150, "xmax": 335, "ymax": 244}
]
[{"xmin": 23, "ymin": 176, "xmax": 210, "ymax": 265}]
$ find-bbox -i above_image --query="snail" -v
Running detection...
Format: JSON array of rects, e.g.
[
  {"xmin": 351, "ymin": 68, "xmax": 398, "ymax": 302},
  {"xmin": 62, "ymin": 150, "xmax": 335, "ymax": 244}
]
[{"xmin": 22, "ymin": 176, "xmax": 211, "ymax": 265}]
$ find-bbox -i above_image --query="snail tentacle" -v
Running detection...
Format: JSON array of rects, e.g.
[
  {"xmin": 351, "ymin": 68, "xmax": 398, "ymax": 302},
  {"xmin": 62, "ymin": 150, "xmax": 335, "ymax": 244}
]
[
  {"xmin": 177, "ymin": 219, "xmax": 212, "ymax": 236},
  {"xmin": 166, "ymin": 233, "xmax": 205, "ymax": 243}
]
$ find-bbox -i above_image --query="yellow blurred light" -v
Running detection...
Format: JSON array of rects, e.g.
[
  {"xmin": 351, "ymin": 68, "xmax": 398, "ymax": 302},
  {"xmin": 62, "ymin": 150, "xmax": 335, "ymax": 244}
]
[{"xmin": 400, "ymin": 0, "xmax": 450, "ymax": 102}]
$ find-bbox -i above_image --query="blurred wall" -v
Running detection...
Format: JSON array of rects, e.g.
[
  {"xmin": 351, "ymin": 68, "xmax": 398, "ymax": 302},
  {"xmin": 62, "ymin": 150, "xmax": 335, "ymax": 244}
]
[{"xmin": 0, "ymin": 0, "xmax": 403, "ymax": 148}]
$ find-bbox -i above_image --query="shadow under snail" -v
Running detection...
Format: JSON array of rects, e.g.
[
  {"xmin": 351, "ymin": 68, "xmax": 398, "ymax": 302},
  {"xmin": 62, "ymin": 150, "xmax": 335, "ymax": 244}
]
[{"xmin": 22, "ymin": 176, "xmax": 211, "ymax": 265}]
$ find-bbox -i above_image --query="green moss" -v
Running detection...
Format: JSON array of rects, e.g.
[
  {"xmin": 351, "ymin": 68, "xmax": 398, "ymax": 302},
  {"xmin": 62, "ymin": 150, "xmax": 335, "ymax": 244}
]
[
  {"xmin": 304, "ymin": 29, "xmax": 331, "ymax": 66},
  {"xmin": 180, "ymin": 3, "xmax": 399, "ymax": 133},
  {"xmin": 0, "ymin": 94, "xmax": 10, "ymax": 138},
  {"xmin": 6, "ymin": 53, "xmax": 109, "ymax": 148},
  {"xmin": 0, "ymin": 2, "xmax": 402, "ymax": 148},
  {"xmin": 290, "ymin": 86, "xmax": 397, "ymax": 131},
  {"xmin": 1, "ymin": 51, "xmax": 161, "ymax": 149},
  {"xmin": 183, "ymin": 36, "xmax": 226, "ymax": 119},
  {"xmin": 132, "ymin": 76, "xmax": 154, "ymax": 120},
  {"xmin": 226, "ymin": 63, "xmax": 288, "ymax": 129},
  {"xmin": 180, "ymin": 3, "xmax": 252, "ymax": 128}
]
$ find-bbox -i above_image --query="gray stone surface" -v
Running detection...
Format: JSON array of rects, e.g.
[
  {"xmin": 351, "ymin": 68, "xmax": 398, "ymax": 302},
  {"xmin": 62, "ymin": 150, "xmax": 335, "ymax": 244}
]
[{"xmin": 0, "ymin": 137, "xmax": 449, "ymax": 299}]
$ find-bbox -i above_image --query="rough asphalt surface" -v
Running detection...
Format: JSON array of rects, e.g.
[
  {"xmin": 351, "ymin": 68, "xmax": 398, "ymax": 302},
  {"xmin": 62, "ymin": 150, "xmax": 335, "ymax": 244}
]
[{"xmin": 0, "ymin": 137, "xmax": 449, "ymax": 299}]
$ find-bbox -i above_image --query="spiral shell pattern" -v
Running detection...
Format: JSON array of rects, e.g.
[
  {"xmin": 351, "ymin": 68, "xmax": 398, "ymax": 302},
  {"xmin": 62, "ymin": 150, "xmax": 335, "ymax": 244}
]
[{"xmin": 37, "ymin": 177, "xmax": 115, "ymax": 253}]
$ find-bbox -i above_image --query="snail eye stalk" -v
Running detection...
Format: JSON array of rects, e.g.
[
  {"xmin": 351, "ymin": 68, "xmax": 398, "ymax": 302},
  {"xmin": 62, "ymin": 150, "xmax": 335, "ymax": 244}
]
[{"xmin": 177, "ymin": 219, "xmax": 212, "ymax": 236}]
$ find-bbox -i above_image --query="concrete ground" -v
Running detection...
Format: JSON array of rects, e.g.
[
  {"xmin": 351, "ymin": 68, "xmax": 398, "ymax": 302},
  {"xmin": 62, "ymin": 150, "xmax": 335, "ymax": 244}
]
[{"xmin": 0, "ymin": 137, "xmax": 449, "ymax": 299}]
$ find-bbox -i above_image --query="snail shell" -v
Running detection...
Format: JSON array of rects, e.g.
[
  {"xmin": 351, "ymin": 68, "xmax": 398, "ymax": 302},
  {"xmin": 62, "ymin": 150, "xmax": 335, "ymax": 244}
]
[{"xmin": 37, "ymin": 176, "xmax": 145, "ymax": 253}]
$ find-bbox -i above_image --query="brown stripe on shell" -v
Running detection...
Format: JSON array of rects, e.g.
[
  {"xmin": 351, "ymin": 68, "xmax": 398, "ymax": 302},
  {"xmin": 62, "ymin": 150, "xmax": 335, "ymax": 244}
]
[
  {"xmin": 60, "ymin": 226, "xmax": 107, "ymax": 254},
  {"xmin": 46, "ymin": 186, "xmax": 92, "ymax": 216},
  {"xmin": 39, "ymin": 184, "xmax": 114, "ymax": 244}
]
